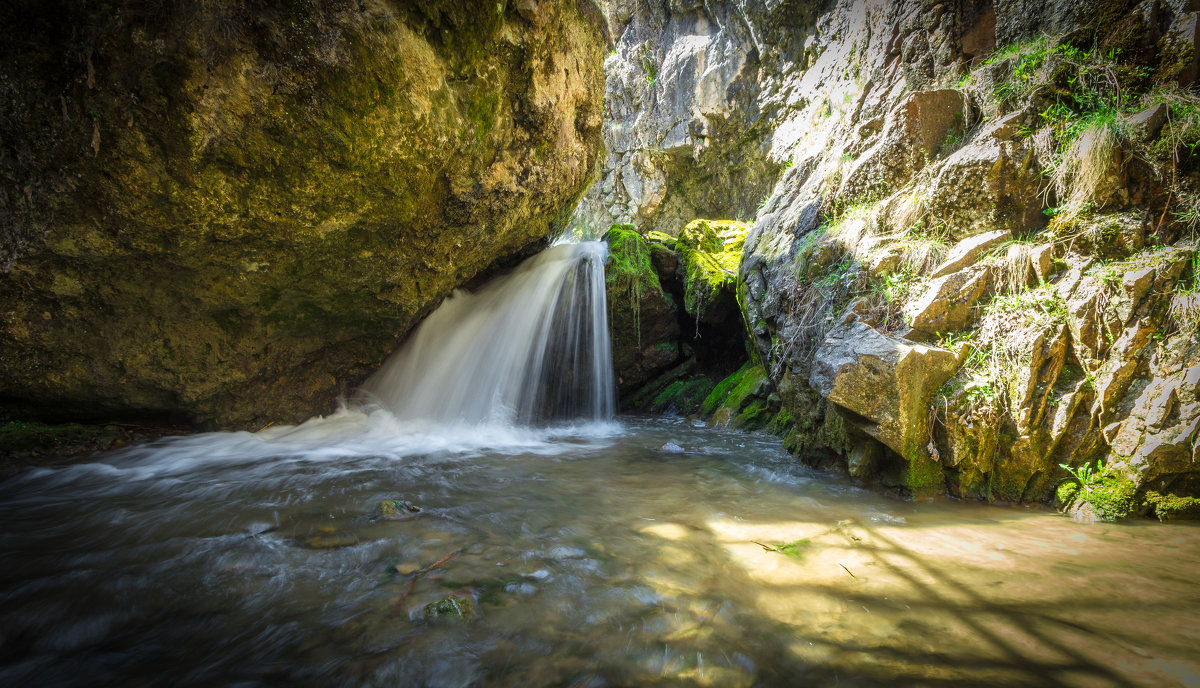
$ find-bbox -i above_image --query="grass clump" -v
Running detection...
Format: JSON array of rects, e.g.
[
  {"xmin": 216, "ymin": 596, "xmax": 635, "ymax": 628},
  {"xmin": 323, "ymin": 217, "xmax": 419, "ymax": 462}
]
[{"xmin": 1168, "ymin": 251, "xmax": 1200, "ymax": 339}]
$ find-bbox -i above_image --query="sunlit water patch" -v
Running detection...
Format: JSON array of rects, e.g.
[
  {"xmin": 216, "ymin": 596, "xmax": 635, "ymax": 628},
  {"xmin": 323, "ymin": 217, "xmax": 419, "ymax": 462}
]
[{"xmin": 1, "ymin": 417, "xmax": 1199, "ymax": 687}]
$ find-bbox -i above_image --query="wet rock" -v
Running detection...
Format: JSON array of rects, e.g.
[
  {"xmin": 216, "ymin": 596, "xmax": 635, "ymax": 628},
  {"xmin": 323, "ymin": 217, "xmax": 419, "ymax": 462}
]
[
  {"xmin": 660, "ymin": 442, "xmax": 686, "ymax": 453},
  {"xmin": 605, "ymin": 226, "xmax": 682, "ymax": 396},
  {"xmin": 306, "ymin": 533, "xmax": 359, "ymax": 549},
  {"xmin": 421, "ymin": 594, "xmax": 478, "ymax": 621},
  {"xmin": 378, "ymin": 500, "xmax": 421, "ymax": 520}
]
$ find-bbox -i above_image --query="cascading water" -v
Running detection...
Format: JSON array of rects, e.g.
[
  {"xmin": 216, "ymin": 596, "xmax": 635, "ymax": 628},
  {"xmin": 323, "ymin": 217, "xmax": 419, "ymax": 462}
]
[{"xmin": 362, "ymin": 241, "xmax": 615, "ymax": 426}]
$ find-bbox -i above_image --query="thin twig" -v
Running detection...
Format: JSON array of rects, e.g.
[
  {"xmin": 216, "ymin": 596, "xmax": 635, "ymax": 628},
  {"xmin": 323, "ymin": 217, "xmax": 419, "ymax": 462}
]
[
  {"xmin": 839, "ymin": 563, "xmax": 857, "ymax": 579},
  {"xmin": 396, "ymin": 549, "xmax": 461, "ymax": 607}
]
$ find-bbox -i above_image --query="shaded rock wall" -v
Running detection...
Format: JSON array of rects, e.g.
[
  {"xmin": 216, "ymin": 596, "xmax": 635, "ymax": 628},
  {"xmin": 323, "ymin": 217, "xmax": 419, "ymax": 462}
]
[{"xmin": 0, "ymin": 0, "xmax": 606, "ymax": 427}]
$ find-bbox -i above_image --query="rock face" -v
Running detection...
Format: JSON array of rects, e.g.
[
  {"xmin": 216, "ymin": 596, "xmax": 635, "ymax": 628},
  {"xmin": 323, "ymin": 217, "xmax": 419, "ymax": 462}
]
[
  {"xmin": 811, "ymin": 320, "xmax": 960, "ymax": 495},
  {"xmin": 598, "ymin": 0, "xmax": 1200, "ymax": 509},
  {"xmin": 569, "ymin": 0, "xmax": 801, "ymax": 236},
  {"xmin": 0, "ymin": 0, "xmax": 606, "ymax": 427}
]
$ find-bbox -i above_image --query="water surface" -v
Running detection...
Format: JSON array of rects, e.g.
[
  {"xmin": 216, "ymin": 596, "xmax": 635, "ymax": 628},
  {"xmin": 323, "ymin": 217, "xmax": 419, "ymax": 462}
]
[{"xmin": 2, "ymin": 416, "xmax": 1198, "ymax": 687}]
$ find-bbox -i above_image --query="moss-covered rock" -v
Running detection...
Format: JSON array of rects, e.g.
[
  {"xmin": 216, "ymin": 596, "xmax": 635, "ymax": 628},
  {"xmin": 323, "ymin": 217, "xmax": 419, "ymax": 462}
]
[
  {"xmin": 677, "ymin": 220, "xmax": 750, "ymax": 325},
  {"xmin": 1063, "ymin": 469, "xmax": 1138, "ymax": 523},
  {"xmin": 649, "ymin": 377, "xmax": 717, "ymax": 415},
  {"xmin": 604, "ymin": 225, "xmax": 681, "ymax": 396},
  {"xmin": 1143, "ymin": 491, "xmax": 1200, "ymax": 521},
  {"xmin": 701, "ymin": 362, "xmax": 776, "ymax": 430},
  {"xmin": 0, "ymin": 0, "xmax": 606, "ymax": 428},
  {"xmin": 422, "ymin": 593, "xmax": 478, "ymax": 621}
]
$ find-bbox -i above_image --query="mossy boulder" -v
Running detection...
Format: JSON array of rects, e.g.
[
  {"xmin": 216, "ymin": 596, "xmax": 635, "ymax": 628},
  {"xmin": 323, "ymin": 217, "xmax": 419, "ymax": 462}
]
[
  {"xmin": 1143, "ymin": 491, "xmax": 1200, "ymax": 521},
  {"xmin": 702, "ymin": 362, "xmax": 775, "ymax": 430},
  {"xmin": 0, "ymin": 0, "xmax": 606, "ymax": 428},
  {"xmin": 604, "ymin": 225, "xmax": 681, "ymax": 396},
  {"xmin": 1062, "ymin": 469, "xmax": 1138, "ymax": 523},
  {"xmin": 421, "ymin": 593, "xmax": 478, "ymax": 621},
  {"xmin": 677, "ymin": 220, "xmax": 750, "ymax": 325}
]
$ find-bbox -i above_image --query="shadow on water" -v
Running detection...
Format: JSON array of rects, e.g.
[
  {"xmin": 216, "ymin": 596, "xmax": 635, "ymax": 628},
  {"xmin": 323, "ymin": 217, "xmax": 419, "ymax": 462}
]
[{"xmin": 0, "ymin": 417, "xmax": 1198, "ymax": 687}]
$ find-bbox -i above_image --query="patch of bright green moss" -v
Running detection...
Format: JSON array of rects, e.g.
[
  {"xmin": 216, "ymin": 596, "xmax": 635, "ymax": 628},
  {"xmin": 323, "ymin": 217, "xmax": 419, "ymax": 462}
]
[
  {"xmin": 650, "ymin": 377, "xmax": 717, "ymax": 414},
  {"xmin": 904, "ymin": 455, "xmax": 947, "ymax": 498},
  {"xmin": 645, "ymin": 230, "xmax": 677, "ymax": 249},
  {"xmin": 677, "ymin": 219, "xmax": 750, "ymax": 320},
  {"xmin": 1055, "ymin": 481, "xmax": 1080, "ymax": 506},
  {"xmin": 604, "ymin": 224, "xmax": 663, "ymax": 347},
  {"xmin": 1066, "ymin": 469, "xmax": 1137, "ymax": 521},
  {"xmin": 735, "ymin": 399, "xmax": 772, "ymax": 430},
  {"xmin": 1143, "ymin": 491, "xmax": 1200, "ymax": 521},
  {"xmin": 701, "ymin": 362, "xmax": 765, "ymax": 416}
]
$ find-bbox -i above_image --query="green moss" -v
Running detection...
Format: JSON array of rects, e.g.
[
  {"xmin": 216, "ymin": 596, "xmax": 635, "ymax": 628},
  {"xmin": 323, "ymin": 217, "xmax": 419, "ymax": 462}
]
[
  {"xmin": 904, "ymin": 455, "xmax": 947, "ymax": 498},
  {"xmin": 676, "ymin": 219, "xmax": 750, "ymax": 320},
  {"xmin": 735, "ymin": 399, "xmax": 772, "ymax": 430},
  {"xmin": 604, "ymin": 224, "xmax": 663, "ymax": 348},
  {"xmin": 765, "ymin": 407, "xmax": 794, "ymax": 438},
  {"xmin": 1143, "ymin": 491, "xmax": 1200, "ymax": 521},
  {"xmin": 1067, "ymin": 469, "xmax": 1137, "ymax": 521},
  {"xmin": 0, "ymin": 420, "xmax": 122, "ymax": 454},
  {"xmin": 650, "ymin": 377, "xmax": 716, "ymax": 414},
  {"xmin": 1055, "ymin": 481, "xmax": 1080, "ymax": 506},
  {"xmin": 645, "ymin": 230, "xmax": 677, "ymax": 249},
  {"xmin": 701, "ymin": 362, "xmax": 765, "ymax": 416}
]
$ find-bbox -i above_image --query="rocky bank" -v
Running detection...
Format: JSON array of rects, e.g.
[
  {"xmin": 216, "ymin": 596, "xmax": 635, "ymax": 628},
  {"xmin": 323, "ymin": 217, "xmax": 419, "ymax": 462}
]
[{"xmin": 597, "ymin": 0, "xmax": 1200, "ymax": 519}]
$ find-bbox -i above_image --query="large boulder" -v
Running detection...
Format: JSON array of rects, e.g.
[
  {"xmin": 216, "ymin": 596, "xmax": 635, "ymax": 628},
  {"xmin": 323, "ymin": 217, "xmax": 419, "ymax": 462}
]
[
  {"xmin": 0, "ymin": 0, "xmax": 606, "ymax": 427},
  {"xmin": 811, "ymin": 320, "xmax": 960, "ymax": 495}
]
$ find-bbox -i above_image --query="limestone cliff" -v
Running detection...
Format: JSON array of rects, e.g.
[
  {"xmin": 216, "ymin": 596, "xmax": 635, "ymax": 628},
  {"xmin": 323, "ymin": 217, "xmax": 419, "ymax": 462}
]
[
  {"xmin": 598, "ymin": 0, "xmax": 1200, "ymax": 517},
  {"xmin": 0, "ymin": 0, "xmax": 606, "ymax": 427}
]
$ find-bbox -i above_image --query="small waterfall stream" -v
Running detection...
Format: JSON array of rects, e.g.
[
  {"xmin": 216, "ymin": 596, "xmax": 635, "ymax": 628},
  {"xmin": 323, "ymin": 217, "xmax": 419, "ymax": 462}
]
[{"xmin": 363, "ymin": 241, "xmax": 614, "ymax": 426}]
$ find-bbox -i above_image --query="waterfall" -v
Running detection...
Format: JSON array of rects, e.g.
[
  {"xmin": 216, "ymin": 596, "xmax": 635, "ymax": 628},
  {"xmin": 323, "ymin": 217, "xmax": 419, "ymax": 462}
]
[
  {"xmin": 361, "ymin": 241, "xmax": 615, "ymax": 426},
  {"xmin": 85, "ymin": 241, "xmax": 617, "ymax": 468}
]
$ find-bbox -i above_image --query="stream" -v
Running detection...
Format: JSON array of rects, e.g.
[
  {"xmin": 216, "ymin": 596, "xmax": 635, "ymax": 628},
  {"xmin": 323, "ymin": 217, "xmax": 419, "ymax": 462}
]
[{"xmin": 2, "ymin": 416, "xmax": 1198, "ymax": 687}]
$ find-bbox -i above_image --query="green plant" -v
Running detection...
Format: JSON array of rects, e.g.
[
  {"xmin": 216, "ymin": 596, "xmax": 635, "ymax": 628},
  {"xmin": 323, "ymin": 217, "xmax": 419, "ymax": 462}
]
[
  {"xmin": 1059, "ymin": 459, "xmax": 1102, "ymax": 497},
  {"xmin": 641, "ymin": 57, "xmax": 657, "ymax": 85},
  {"xmin": 1169, "ymin": 251, "xmax": 1200, "ymax": 338}
]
